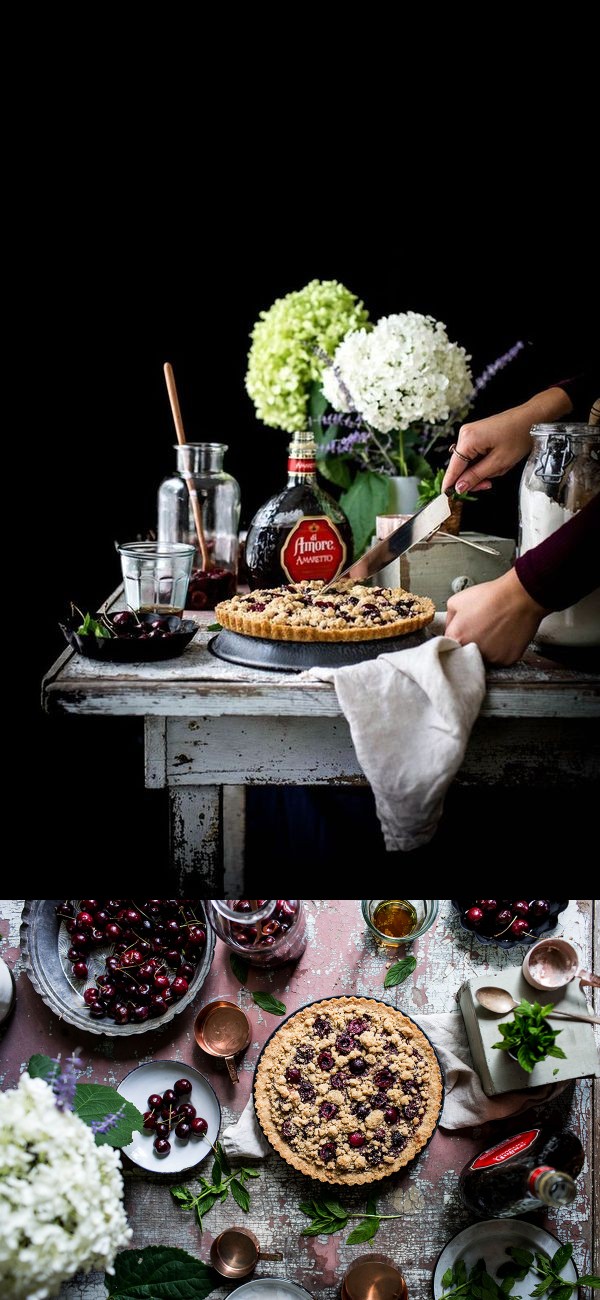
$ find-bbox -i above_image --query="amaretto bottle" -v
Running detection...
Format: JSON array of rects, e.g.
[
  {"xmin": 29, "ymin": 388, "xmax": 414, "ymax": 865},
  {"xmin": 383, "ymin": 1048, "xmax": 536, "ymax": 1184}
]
[
  {"xmin": 518, "ymin": 423, "xmax": 600, "ymax": 646},
  {"xmin": 244, "ymin": 430, "xmax": 353, "ymax": 588},
  {"xmin": 458, "ymin": 1126, "xmax": 584, "ymax": 1218}
]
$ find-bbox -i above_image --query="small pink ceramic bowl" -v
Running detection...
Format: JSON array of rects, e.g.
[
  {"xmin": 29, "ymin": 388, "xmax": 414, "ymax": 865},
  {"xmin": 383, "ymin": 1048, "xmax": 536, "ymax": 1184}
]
[{"xmin": 522, "ymin": 937, "xmax": 580, "ymax": 990}]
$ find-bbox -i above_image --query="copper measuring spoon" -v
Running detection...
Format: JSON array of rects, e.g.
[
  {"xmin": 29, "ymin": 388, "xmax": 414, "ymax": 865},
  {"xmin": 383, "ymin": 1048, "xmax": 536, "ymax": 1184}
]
[
  {"xmin": 194, "ymin": 999, "xmax": 251, "ymax": 1082},
  {"xmin": 210, "ymin": 1226, "xmax": 283, "ymax": 1278}
]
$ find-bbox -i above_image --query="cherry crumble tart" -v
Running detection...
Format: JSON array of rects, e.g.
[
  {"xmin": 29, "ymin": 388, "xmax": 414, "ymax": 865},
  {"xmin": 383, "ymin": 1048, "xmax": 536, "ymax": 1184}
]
[
  {"xmin": 215, "ymin": 580, "xmax": 435, "ymax": 642},
  {"xmin": 253, "ymin": 996, "xmax": 443, "ymax": 1184}
]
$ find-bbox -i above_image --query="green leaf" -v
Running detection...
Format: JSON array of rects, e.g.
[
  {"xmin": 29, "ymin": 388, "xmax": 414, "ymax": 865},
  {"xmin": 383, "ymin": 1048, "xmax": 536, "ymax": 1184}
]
[
  {"xmin": 346, "ymin": 1218, "xmax": 380, "ymax": 1244},
  {"xmin": 384, "ymin": 955, "xmax": 417, "ymax": 989},
  {"xmin": 365, "ymin": 1193, "xmax": 378, "ymax": 1217},
  {"xmin": 321, "ymin": 1198, "xmax": 347, "ymax": 1219},
  {"xmin": 27, "ymin": 1053, "xmax": 57, "ymax": 1081},
  {"xmin": 552, "ymin": 1245, "xmax": 573, "ymax": 1273},
  {"xmin": 298, "ymin": 1201, "xmax": 316, "ymax": 1217},
  {"xmin": 206, "ymin": 622, "xmax": 222, "ymax": 631},
  {"xmin": 216, "ymin": 1140, "xmax": 230, "ymax": 1174},
  {"xmin": 73, "ymin": 1083, "xmax": 143, "ymax": 1147},
  {"xmin": 309, "ymin": 380, "xmax": 329, "ymax": 445},
  {"xmin": 530, "ymin": 1277, "xmax": 555, "ymax": 1296},
  {"xmin": 105, "ymin": 1245, "xmax": 215, "ymax": 1299},
  {"xmin": 340, "ymin": 469, "xmax": 391, "ymax": 558},
  {"xmin": 508, "ymin": 1248, "xmax": 534, "ymax": 1269},
  {"xmin": 500, "ymin": 1279, "xmax": 518, "ymax": 1295},
  {"xmin": 578, "ymin": 1277, "xmax": 600, "ymax": 1287},
  {"xmin": 211, "ymin": 1156, "xmax": 222, "ymax": 1186},
  {"xmin": 240, "ymin": 1165, "xmax": 261, "ymax": 1177},
  {"xmin": 517, "ymin": 1044, "xmax": 535, "ymax": 1073},
  {"xmin": 230, "ymin": 1178, "xmax": 250, "ymax": 1212},
  {"xmin": 195, "ymin": 1191, "xmax": 219, "ymax": 1220},
  {"xmin": 170, "ymin": 1187, "xmax": 194, "ymax": 1207},
  {"xmin": 317, "ymin": 454, "xmax": 353, "ymax": 490},
  {"xmin": 547, "ymin": 1045, "xmax": 567, "ymax": 1059},
  {"xmin": 551, "ymin": 1287, "xmax": 575, "ymax": 1300},
  {"xmin": 229, "ymin": 952, "xmax": 249, "ymax": 984},
  {"xmin": 301, "ymin": 1219, "xmax": 340, "ymax": 1236},
  {"xmin": 252, "ymin": 991, "xmax": 286, "ymax": 1016},
  {"xmin": 442, "ymin": 1267, "xmax": 455, "ymax": 1288}
]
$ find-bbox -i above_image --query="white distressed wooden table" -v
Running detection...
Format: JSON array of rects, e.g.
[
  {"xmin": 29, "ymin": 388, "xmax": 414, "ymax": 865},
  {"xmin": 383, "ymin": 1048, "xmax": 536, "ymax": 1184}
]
[
  {"xmin": 42, "ymin": 601, "xmax": 600, "ymax": 880},
  {"xmin": 1, "ymin": 899, "xmax": 597, "ymax": 1300}
]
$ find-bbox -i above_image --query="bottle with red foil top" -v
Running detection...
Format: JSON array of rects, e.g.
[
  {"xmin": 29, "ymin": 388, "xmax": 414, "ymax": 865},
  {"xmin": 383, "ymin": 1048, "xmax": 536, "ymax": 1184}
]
[
  {"xmin": 244, "ymin": 430, "xmax": 353, "ymax": 588},
  {"xmin": 459, "ymin": 1126, "xmax": 584, "ymax": 1218}
]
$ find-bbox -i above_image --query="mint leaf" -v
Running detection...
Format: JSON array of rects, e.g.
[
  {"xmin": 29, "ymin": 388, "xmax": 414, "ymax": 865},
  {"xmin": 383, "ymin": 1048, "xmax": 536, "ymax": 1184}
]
[
  {"xmin": 206, "ymin": 622, "xmax": 222, "ymax": 631},
  {"xmin": 106, "ymin": 1245, "xmax": 215, "ymax": 1298},
  {"xmin": 365, "ymin": 1193, "xmax": 378, "ymax": 1217},
  {"xmin": 298, "ymin": 1201, "xmax": 316, "ymax": 1217},
  {"xmin": 27, "ymin": 1053, "xmax": 57, "ymax": 1081},
  {"xmin": 252, "ymin": 992, "xmax": 286, "ymax": 1016},
  {"xmin": 578, "ymin": 1277, "xmax": 600, "ymax": 1287},
  {"xmin": 229, "ymin": 952, "xmax": 249, "ymax": 984},
  {"xmin": 170, "ymin": 1187, "xmax": 194, "ymax": 1207},
  {"xmin": 442, "ymin": 1267, "xmax": 454, "ymax": 1288},
  {"xmin": 552, "ymin": 1244, "xmax": 573, "ymax": 1273},
  {"xmin": 384, "ymin": 956, "xmax": 417, "ymax": 989},
  {"xmin": 301, "ymin": 1219, "xmax": 339, "ymax": 1236},
  {"xmin": 508, "ymin": 1248, "xmax": 534, "ymax": 1269},
  {"xmin": 346, "ymin": 1218, "xmax": 380, "ymax": 1244},
  {"xmin": 321, "ymin": 1199, "xmax": 347, "ymax": 1220},
  {"xmin": 73, "ymin": 1083, "xmax": 143, "ymax": 1147},
  {"xmin": 230, "ymin": 1178, "xmax": 250, "ymax": 1212},
  {"xmin": 240, "ymin": 1165, "xmax": 261, "ymax": 1177},
  {"xmin": 211, "ymin": 1155, "xmax": 222, "ymax": 1186},
  {"xmin": 216, "ymin": 1140, "xmax": 230, "ymax": 1174}
]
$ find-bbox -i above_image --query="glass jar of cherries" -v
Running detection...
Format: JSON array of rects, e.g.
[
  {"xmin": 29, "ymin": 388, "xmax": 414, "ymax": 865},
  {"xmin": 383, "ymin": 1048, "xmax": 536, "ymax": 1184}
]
[{"xmin": 204, "ymin": 900, "xmax": 307, "ymax": 968}]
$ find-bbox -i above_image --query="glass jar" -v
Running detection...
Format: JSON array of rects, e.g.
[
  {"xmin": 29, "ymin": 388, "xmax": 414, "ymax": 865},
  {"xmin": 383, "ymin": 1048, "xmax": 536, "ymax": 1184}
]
[
  {"xmin": 518, "ymin": 424, "xmax": 600, "ymax": 646},
  {"xmin": 158, "ymin": 443, "xmax": 241, "ymax": 610},
  {"xmin": 362, "ymin": 900, "xmax": 438, "ymax": 946},
  {"xmin": 204, "ymin": 899, "xmax": 307, "ymax": 968}
]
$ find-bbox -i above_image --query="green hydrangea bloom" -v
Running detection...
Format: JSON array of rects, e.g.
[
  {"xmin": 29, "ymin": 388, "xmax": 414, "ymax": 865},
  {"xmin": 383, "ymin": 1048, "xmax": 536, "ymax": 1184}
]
[{"xmin": 245, "ymin": 279, "xmax": 370, "ymax": 432}]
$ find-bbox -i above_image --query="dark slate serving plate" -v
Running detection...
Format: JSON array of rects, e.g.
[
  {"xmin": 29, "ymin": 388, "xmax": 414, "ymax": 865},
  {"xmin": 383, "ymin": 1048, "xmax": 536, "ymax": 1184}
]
[
  {"xmin": 208, "ymin": 627, "xmax": 430, "ymax": 672},
  {"xmin": 60, "ymin": 612, "xmax": 198, "ymax": 662}
]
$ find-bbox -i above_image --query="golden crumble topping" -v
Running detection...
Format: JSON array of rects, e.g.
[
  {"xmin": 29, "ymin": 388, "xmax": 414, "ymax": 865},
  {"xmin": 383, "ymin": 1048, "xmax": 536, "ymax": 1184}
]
[
  {"xmin": 253, "ymin": 996, "xmax": 443, "ymax": 1184},
  {"xmin": 215, "ymin": 581, "xmax": 435, "ymax": 642}
]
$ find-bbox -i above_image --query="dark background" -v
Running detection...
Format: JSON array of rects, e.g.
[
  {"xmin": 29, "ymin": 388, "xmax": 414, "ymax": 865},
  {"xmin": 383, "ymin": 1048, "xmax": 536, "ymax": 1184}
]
[{"xmin": 30, "ymin": 231, "xmax": 597, "ymax": 876}]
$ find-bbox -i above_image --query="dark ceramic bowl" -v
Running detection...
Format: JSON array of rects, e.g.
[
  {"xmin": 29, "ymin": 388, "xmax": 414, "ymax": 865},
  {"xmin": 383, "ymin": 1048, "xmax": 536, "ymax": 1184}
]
[
  {"xmin": 60, "ymin": 611, "xmax": 198, "ymax": 661},
  {"xmin": 450, "ymin": 899, "xmax": 569, "ymax": 949}
]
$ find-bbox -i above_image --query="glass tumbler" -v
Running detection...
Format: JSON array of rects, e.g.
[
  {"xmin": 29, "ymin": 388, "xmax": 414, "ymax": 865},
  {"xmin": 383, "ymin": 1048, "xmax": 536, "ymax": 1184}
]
[
  {"xmin": 118, "ymin": 541, "xmax": 194, "ymax": 615},
  {"xmin": 362, "ymin": 900, "xmax": 438, "ymax": 946}
]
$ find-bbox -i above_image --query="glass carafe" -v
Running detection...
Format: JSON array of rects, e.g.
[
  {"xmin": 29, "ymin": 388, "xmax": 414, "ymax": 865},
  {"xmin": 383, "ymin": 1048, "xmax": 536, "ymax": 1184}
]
[
  {"xmin": 518, "ymin": 423, "xmax": 600, "ymax": 646},
  {"xmin": 158, "ymin": 443, "xmax": 241, "ymax": 610},
  {"xmin": 204, "ymin": 900, "xmax": 307, "ymax": 968}
]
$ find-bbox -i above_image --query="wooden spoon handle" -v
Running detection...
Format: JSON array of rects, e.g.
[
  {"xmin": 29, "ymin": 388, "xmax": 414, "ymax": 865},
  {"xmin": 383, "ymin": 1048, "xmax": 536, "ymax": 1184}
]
[{"xmin": 163, "ymin": 362, "xmax": 210, "ymax": 571}]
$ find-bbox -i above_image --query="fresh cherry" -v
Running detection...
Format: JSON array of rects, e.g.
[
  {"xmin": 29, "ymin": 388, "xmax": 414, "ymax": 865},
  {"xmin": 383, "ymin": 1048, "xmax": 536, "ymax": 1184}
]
[
  {"xmin": 72, "ymin": 961, "xmax": 88, "ymax": 979},
  {"xmin": 513, "ymin": 900, "xmax": 530, "ymax": 917},
  {"xmin": 509, "ymin": 917, "xmax": 530, "ymax": 937},
  {"xmin": 175, "ymin": 1120, "xmax": 191, "ymax": 1140},
  {"xmin": 530, "ymin": 899, "xmax": 551, "ymax": 917},
  {"xmin": 465, "ymin": 906, "xmax": 484, "ymax": 926},
  {"xmin": 475, "ymin": 900, "xmax": 497, "ymax": 911},
  {"xmin": 153, "ymin": 1137, "xmax": 171, "ymax": 1156},
  {"xmin": 190, "ymin": 1117, "xmax": 208, "ymax": 1136},
  {"xmin": 174, "ymin": 1078, "xmax": 192, "ymax": 1096}
]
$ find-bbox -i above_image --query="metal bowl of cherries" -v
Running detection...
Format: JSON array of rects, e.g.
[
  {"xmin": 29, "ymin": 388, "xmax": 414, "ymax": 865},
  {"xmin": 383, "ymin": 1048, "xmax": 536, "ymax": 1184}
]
[{"xmin": 451, "ymin": 899, "xmax": 569, "ymax": 948}]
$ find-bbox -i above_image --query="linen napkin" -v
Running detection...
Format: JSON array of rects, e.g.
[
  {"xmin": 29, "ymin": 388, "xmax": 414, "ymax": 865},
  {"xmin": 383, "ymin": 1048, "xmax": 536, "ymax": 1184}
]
[
  {"xmin": 221, "ymin": 1011, "xmax": 566, "ymax": 1158},
  {"xmin": 306, "ymin": 635, "xmax": 486, "ymax": 852}
]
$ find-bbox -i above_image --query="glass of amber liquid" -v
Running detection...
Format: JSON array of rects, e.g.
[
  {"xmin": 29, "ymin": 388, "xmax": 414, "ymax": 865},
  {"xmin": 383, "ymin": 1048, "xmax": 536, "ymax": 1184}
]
[
  {"xmin": 361, "ymin": 900, "xmax": 438, "ymax": 946},
  {"xmin": 341, "ymin": 1257, "xmax": 408, "ymax": 1299}
]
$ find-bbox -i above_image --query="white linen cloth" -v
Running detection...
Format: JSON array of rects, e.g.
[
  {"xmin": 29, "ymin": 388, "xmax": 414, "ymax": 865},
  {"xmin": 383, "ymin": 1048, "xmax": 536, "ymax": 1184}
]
[
  {"xmin": 222, "ymin": 1011, "xmax": 565, "ymax": 1158},
  {"xmin": 306, "ymin": 636, "xmax": 486, "ymax": 851}
]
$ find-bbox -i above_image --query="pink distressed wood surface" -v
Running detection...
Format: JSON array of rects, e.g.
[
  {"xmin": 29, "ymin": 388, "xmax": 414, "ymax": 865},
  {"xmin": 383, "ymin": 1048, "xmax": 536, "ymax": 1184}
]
[{"xmin": 0, "ymin": 900, "xmax": 596, "ymax": 1299}]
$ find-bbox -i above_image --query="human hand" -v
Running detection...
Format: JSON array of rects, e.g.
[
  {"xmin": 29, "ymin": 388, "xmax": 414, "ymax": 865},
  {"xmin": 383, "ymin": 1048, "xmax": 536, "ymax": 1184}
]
[
  {"xmin": 442, "ymin": 386, "xmax": 572, "ymax": 495},
  {"xmin": 445, "ymin": 568, "xmax": 547, "ymax": 665}
]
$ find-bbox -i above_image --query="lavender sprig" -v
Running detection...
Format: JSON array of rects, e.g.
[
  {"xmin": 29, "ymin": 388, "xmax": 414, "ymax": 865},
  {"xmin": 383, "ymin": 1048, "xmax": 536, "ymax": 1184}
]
[
  {"xmin": 50, "ymin": 1050, "xmax": 84, "ymax": 1111},
  {"xmin": 90, "ymin": 1104, "xmax": 126, "ymax": 1135},
  {"xmin": 474, "ymin": 340, "xmax": 525, "ymax": 393}
]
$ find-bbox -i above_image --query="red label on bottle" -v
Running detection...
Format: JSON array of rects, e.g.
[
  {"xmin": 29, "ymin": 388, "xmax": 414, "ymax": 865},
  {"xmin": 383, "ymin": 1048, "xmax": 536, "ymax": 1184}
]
[
  {"xmin": 288, "ymin": 457, "xmax": 317, "ymax": 473},
  {"xmin": 471, "ymin": 1129, "xmax": 540, "ymax": 1169},
  {"xmin": 527, "ymin": 1165, "xmax": 553, "ymax": 1191},
  {"xmin": 280, "ymin": 515, "xmax": 346, "ymax": 582}
]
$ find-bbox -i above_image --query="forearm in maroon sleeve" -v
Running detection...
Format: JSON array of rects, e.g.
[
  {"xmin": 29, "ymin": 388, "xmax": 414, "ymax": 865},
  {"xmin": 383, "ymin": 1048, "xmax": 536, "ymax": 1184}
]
[{"xmin": 515, "ymin": 492, "xmax": 600, "ymax": 611}]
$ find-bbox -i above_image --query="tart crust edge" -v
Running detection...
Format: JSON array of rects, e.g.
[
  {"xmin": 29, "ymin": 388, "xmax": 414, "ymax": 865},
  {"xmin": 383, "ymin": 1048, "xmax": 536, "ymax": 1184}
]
[
  {"xmin": 253, "ymin": 995, "xmax": 443, "ymax": 1184},
  {"xmin": 215, "ymin": 599, "xmax": 435, "ymax": 642}
]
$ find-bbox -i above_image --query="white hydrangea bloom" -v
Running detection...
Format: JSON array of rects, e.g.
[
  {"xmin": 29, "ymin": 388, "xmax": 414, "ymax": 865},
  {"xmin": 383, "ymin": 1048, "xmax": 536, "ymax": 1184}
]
[
  {"xmin": 323, "ymin": 311, "xmax": 473, "ymax": 433},
  {"xmin": 0, "ymin": 1074, "xmax": 131, "ymax": 1300}
]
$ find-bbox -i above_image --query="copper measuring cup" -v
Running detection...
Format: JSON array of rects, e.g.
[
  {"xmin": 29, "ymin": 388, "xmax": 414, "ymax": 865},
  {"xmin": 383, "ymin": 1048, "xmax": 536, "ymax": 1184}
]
[
  {"xmin": 210, "ymin": 1226, "xmax": 283, "ymax": 1278},
  {"xmin": 194, "ymin": 999, "xmax": 251, "ymax": 1082}
]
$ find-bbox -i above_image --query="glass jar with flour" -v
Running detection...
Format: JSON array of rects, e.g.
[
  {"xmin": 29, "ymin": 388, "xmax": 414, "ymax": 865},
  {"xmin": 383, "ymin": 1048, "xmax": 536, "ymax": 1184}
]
[{"xmin": 518, "ymin": 424, "xmax": 600, "ymax": 646}]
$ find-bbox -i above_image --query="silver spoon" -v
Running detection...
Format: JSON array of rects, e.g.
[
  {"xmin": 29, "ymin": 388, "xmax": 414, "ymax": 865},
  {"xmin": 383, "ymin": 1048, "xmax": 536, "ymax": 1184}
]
[{"xmin": 475, "ymin": 986, "xmax": 600, "ymax": 1024}]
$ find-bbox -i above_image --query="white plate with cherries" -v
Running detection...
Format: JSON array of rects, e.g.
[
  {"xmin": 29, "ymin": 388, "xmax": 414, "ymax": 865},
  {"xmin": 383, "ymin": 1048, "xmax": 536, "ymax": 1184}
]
[{"xmin": 117, "ymin": 1059, "xmax": 221, "ymax": 1174}]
